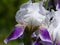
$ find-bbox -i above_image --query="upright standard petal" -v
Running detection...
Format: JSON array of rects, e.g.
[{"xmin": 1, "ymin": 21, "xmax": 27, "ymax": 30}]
[
  {"xmin": 16, "ymin": 1, "xmax": 46, "ymax": 26},
  {"xmin": 39, "ymin": 27, "xmax": 52, "ymax": 42},
  {"xmin": 4, "ymin": 24, "xmax": 24, "ymax": 44}
]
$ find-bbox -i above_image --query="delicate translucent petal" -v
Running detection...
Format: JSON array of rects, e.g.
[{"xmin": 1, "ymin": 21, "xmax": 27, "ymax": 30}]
[
  {"xmin": 44, "ymin": 10, "xmax": 55, "ymax": 27},
  {"xmin": 16, "ymin": 1, "xmax": 46, "ymax": 26},
  {"xmin": 52, "ymin": 13, "xmax": 60, "ymax": 42},
  {"xmin": 54, "ymin": 25, "xmax": 60, "ymax": 42},
  {"xmin": 39, "ymin": 27, "xmax": 52, "ymax": 42},
  {"xmin": 4, "ymin": 24, "xmax": 24, "ymax": 44}
]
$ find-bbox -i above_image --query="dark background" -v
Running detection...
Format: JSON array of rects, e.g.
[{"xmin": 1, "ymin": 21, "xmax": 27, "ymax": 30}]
[{"xmin": 0, "ymin": 0, "xmax": 27, "ymax": 45}]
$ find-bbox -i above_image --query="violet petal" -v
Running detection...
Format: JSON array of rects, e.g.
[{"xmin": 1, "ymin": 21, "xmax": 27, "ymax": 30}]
[
  {"xmin": 56, "ymin": 3, "xmax": 60, "ymax": 10},
  {"xmin": 41, "ymin": 41, "xmax": 52, "ymax": 45},
  {"xmin": 4, "ymin": 25, "xmax": 24, "ymax": 44},
  {"xmin": 35, "ymin": 37, "xmax": 52, "ymax": 45},
  {"xmin": 57, "ymin": 42, "xmax": 60, "ymax": 45},
  {"xmin": 39, "ymin": 27, "xmax": 52, "ymax": 42}
]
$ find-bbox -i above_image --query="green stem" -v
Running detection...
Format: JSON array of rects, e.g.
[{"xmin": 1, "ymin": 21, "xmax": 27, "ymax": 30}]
[
  {"xmin": 46, "ymin": 0, "xmax": 48, "ymax": 9},
  {"xmin": 23, "ymin": 27, "xmax": 32, "ymax": 45}
]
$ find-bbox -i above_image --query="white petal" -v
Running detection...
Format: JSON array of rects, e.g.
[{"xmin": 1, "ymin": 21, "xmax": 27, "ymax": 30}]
[
  {"xmin": 16, "ymin": 2, "xmax": 46, "ymax": 26},
  {"xmin": 53, "ymin": 11, "xmax": 60, "ymax": 42},
  {"xmin": 44, "ymin": 10, "xmax": 58, "ymax": 41},
  {"xmin": 52, "ymin": 24, "xmax": 60, "ymax": 42},
  {"xmin": 49, "ymin": 10, "xmax": 60, "ymax": 41},
  {"xmin": 55, "ymin": 10, "xmax": 60, "ymax": 23}
]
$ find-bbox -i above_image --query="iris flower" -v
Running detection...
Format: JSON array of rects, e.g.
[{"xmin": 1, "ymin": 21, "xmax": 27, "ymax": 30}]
[{"xmin": 4, "ymin": 0, "xmax": 60, "ymax": 45}]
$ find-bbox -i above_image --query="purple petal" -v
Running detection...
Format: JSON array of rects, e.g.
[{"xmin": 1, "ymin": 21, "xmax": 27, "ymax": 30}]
[
  {"xmin": 41, "ymin": 41, "xmax": 52, "ymax": 45},
  {"xmin": 54, "ymin": 0, "xmax": 60, "ymax": 10},
  {"xmin": 4, "ymin": 24, "xmax": 24, "ymax": 44},
  {"xmin": 58, "ymin": 3, "xmax": 60, "ymax": 8},
  {"xmin": 56, "ymin": 3, "xmax": 60, "ymax": 10},
  {"xmin": 39, "ymin": 27, "xmax": 52, "ymax": 42},
  {"xmin": 55, "ymin": 0, "xmax": 60, "ymax": 10},
  {"xmin": 35, "ymin": 37, "xmax": 52, "ymax": 45},
  {"xmin": 57, "ymin": 42, "xmax": 60, "ymax": 45}
]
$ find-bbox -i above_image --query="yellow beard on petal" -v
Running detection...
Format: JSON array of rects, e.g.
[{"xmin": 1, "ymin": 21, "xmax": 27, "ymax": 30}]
[{"xmin": 40, "ymin": 24, "xmax": 47, "ymax": 28}]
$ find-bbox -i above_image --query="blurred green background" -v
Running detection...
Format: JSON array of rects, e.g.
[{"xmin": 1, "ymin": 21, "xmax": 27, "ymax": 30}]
[{"xmin": 0, "ymin": 0, "xmax": 28, "ymax": 45}]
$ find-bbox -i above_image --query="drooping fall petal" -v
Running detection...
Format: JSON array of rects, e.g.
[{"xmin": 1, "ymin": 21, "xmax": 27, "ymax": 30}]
[
  {"xmin": 39, "ymin": 27, "xmax": 52, "ymax": 43},
  {"xmin": 4, "ymin": 24, "xmax": 24, "ymax": 44}
]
